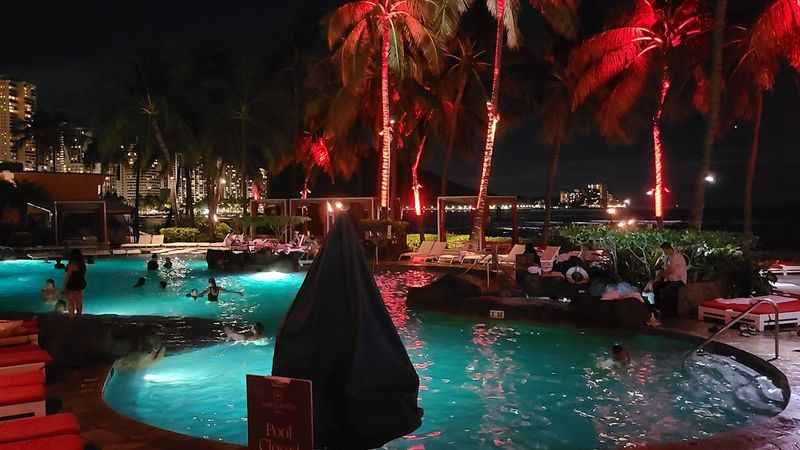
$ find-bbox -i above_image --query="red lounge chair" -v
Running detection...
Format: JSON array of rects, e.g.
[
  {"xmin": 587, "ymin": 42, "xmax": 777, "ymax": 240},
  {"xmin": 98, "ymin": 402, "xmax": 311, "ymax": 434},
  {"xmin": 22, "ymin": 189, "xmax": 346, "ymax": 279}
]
[
  {"xmin": 0, "ymin": 321, "xmax": 38, "ymax": 347},
  {"xmin": 0, "ymin": 413, "xmax": 80, "ymax": 444},
  {"xmin": 698, "ymin": 295, "xmax": 800, "ymax": 331},
  {"xmin": 0, "ymin": 371, "xmax": 45, "ymax": 389},
  {"xmin": 0, "ymin": 434, "xmax": 83, "ymax": 450},
  {"xmin": 0, "ymin": 345, "xmax": 53, "ymax": 376},
  {"xmin": 0, "ymin": 385, "xmax": 45, "ymax": 420}
]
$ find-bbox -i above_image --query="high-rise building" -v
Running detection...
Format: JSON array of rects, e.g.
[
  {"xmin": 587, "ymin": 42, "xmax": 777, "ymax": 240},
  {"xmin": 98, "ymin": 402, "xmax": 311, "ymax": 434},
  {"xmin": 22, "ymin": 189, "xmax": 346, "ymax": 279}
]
[
  {"xmin": 107, "ymin": 149, "xmax": 168, "ymax": 205},
  {"xmin": 54, "ymin": 124, "xmax": 94, "ymax": 173},
  {"xmin": 0, "ymin": 78, "xmax": 37, "ymax": 169}
]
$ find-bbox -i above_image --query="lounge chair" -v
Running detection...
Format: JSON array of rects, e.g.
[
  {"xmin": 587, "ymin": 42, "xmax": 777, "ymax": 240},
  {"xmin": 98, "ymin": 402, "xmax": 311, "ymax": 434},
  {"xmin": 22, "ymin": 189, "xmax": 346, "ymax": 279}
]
[
  {"xmin": 538, "ymin": 246, "xmax": 561, "ymax": 273},
  {"xmin": 0, "ymin": 413, "xmax": 80, "ymax": 444},
  {"xmin": 0, "ymin": 321, "xmax": 38, "ymax": 347},
  {"xmin": 0, "ymin": 370, "xmax": 45, "ymax": 389},
  {"xmin": 460, "ymin": 252, "xmax": 492, "ymax": 266},
  {"xmin": 422, "ymin": 242, "xmax": 447, "ymax": 262},
  {"xmin": 150, "ymin": 234, "xmax": 164, "ymax": 246},
  {"xmin": 398, "ymin": 241, "xmax": 434, "ymax": 261},
  {"xmin": 498, "ymin": 244, "xmax": 526, "ymax": 265},
  {"xmin": 0, "ymin": 434, "xmax": 84, "ymax": 450},
  {"xmin": 0, "ymin": 345, "xmax": 53, "ymax": 376},
  {"xmin": 0, "ymin": 384, "xmax": 45, "ymax": 420},
  {"xmin": 769, "ymin": 261, "xmax": 800, "ymax": 276}
]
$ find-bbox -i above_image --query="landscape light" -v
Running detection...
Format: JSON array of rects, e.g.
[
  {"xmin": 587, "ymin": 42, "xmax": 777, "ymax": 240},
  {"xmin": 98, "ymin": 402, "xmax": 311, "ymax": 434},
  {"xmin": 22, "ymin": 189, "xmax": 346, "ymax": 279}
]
[
  {"xmin": 606, "ymin": 207, "xmax": 617, "ymax": 215},
  {"xmin": 704, "ymin": 174, "xmax": 716, "ymax": 184},
  {"xmin": 646, "ymin": 189, "xmax": 654, "ymax": 197},
  {"xmin": 624, "ymin": 199, "xmax": 631, "ymax": 206},
  {"xmin": 334, "ymin": 201, "xmax": 344, "ymax": 210},
  {"xmin": 628, "ymin": 219, "xmax": 636, "ymax": 226}
]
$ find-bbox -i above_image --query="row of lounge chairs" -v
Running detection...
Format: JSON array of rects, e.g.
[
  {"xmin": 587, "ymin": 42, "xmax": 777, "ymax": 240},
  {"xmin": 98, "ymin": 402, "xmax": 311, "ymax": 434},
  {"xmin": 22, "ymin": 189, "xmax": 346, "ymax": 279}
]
[
  {"xmin": 0, "ymin": 320, "xmax": 84, "ymax": 450},
  {"xmin": 399, "ymin": 241, "xmax": 560, "ymax": 270}
]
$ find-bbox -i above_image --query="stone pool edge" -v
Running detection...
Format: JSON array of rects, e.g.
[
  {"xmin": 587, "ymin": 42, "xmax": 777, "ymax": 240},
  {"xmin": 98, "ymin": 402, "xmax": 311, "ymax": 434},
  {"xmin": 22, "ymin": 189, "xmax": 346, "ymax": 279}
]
[{"xmin": 86, "ymin": 323, "xmax": 800, "ymax": 450}]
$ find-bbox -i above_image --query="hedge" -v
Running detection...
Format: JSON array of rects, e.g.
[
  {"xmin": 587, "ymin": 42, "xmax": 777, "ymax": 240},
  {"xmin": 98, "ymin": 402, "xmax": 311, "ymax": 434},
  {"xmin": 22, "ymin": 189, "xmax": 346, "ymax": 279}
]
[
  {"xmin": 159, "ymin": 227, "xmax": 201, "ymax": 243},
  {"xmin": 406, "ymin": 234, "xmax": 512, "ymax": 249}
]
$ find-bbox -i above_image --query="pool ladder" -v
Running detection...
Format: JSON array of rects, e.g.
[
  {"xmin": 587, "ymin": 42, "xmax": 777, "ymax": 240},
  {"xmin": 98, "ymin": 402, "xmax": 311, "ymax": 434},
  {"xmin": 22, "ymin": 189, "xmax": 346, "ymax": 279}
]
[{"xmin": 689, "ymin": 298, "xmax": 780, "ymax": 361}]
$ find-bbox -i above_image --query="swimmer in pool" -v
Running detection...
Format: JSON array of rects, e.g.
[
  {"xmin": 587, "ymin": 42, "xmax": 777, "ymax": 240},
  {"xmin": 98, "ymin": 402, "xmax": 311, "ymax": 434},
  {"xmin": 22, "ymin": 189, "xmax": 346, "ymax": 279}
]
[
  {"xmin": 612, "ymin": 344, "xmax": 630, "ymax": 365},
  {"xmin": 224, "ymin": 322, "xmax": 265, "ymax": 341},
  {"xmin": 159, "ymin": 280, "xmax": 168, "ymax": 289},
  {"xmin": 198, "ymin": 278, "xmax": 243, "ymax": 302},
  {"xmin": 186, "ymin": 288, "xmax": 199, "ymax": 300},
  {"xmin": 133, "ymin": 277, "xmax": 146, "ymax": 288},
  {"xmin": 163, "ymin": 257, "xmax": 173, "ymax": 270},
  {"xmin": 41, "ymin": 279, "xmax": 58, "ymax": 303}
]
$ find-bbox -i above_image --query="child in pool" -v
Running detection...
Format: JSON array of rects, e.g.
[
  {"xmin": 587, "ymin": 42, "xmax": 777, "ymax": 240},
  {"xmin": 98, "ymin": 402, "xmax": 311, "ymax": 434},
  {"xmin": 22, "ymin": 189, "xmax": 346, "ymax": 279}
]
[
  {"xmin": 41, "ymin": 279, "xmax": 58, "ymax": 303},
  {"xmin": 224, "ymin": 322, "xmax": 265, "ymax": 341}
]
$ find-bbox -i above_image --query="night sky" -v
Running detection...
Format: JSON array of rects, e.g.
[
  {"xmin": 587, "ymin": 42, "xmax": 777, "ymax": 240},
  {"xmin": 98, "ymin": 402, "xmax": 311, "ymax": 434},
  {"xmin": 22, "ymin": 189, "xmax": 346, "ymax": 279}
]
[{"xmin": 3, "ymin": 1, "xmax": 799, "ymax": 211}]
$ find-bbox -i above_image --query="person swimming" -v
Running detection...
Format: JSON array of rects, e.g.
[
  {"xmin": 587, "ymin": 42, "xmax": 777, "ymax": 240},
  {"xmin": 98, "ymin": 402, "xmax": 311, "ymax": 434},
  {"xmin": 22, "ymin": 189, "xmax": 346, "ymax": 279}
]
[
  {"xmin": 159, "ymin": 280, "xmax": 168, "ymax": 289},
  {"xmin": 134, "ymin": 277, "xmax": 146, "ymax": 288},
  {"xmin": 224, "ymin": 322, "xmax": 265, "ymax": 342},
  {"xmin": 54, "ymin": 258, "xmax": 65, "ymax": 270},
  {"xmin": 199, "ymin": 277, "xmax": 243, "ymax": 302},
  {"xmin": 163, "ymin": 257, "xmax": 173, "ymax": 270},
  {"xmin": 612, "ymin": 344, "xmax": 630, "ymax": 365},
  {"xmin": 41, "ymin": 279, "xmax": 58, "ymax": 303},
  {"xmin": 185, "ymin": 288, "xmax": 199, "ymax": 300},
  {"xmin": 147, "ymin": 254, "xmax": 159, "ymax": 271}
]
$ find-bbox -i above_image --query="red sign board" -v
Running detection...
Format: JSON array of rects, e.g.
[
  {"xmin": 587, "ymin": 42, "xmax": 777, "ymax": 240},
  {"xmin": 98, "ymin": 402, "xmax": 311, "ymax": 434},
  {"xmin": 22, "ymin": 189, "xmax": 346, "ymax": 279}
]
[{"xmin": 247, "ymin": 375, "xmax": 314, "ymax": 450}]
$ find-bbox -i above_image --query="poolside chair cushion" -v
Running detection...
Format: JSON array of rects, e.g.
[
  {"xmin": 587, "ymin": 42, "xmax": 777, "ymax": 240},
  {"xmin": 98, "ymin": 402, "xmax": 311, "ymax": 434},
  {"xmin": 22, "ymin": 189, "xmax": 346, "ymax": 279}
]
[
  {"xmin": 0, "ymin": 385, "xmax": 44, "ymax": 407},
  {"xmin": 0, "ymin": 434, "xmax": 84, "ymax": 450},
  {"xmin": 0, "ymin": 413, "xmax": 80, "ymax": 444},
  {"xmin": 0, "ymin": 346, "xmax": 53, "ymax": 367},
  {"xmin": 700, "ymin": 297, "xmax": 800, "ymax": 315},
  {"xmin": 0, "ymin": 370, "xmax": 45, "ymax": 389}
]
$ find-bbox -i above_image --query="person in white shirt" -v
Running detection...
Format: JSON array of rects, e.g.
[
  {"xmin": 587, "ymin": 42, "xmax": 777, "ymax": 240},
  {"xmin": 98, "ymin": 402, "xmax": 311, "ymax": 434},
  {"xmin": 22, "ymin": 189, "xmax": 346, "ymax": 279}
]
[{"xmin": 648, "ymin": 242, "xmax": 687, "ymax": 318}]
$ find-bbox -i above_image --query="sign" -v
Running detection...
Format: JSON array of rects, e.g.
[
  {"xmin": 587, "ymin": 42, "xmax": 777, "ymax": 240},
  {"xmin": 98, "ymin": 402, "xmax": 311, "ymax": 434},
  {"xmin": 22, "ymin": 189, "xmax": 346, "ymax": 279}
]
[
  {"xmin": 247, "ymin": 375, "xmax": 313, "ymax": 450},
  {"xmin": 489, "ymin": 309, "xmax": 505, "ymax": 319}
]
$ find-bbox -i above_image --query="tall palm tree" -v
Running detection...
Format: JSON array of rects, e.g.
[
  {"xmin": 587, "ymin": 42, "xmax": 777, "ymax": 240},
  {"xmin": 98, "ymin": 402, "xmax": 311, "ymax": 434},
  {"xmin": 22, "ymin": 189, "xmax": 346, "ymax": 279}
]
[
  {"xmin": 540, "ymin": 66, "xmax": 572, "ymax": 245},
  {"xmin": 568, "ymin": 0, "xmax": 711, "ymax": 226},
  {"xmin": 437, "ymin": 37, "xmax": 489, "ymax": 195},
  {"xmin": 722, "ymin": 0, "xmax": 800, "ymax": 249},
  {"xmin": 467, "ymin": 0, "xmax": 580, "ymax": 248},
  {"xmin": 327, "ymin": 0, "xmax": 442, "ymax": 218}
]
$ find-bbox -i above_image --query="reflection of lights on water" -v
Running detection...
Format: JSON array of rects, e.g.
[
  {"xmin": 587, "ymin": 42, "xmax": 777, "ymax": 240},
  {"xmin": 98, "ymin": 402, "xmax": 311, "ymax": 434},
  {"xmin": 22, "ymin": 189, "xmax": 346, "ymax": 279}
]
[
  {"xmin": 250, "ymin": 271, "xmax": 288, "ymax": 282},
  {"xmin": 144, "ymin": 373, "xmax": 182, "ymax": 383}
]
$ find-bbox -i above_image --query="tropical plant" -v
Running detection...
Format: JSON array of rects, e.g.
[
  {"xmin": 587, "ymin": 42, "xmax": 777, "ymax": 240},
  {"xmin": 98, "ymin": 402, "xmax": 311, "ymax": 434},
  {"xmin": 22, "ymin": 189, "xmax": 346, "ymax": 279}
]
[
  {"xmin": 327, "ymin": 0, "xmax": 443, "ymax": 217},
  {"xmin": 690, "ymin": 0, "xmax": 728, "ymax": 231},
  {"xmin": 241, "ymin": 215, "xmax": 311, "ymax": 238},
  {"xmin": 568, "ymin": 0, "xmax": 712, "ymax": 225}
]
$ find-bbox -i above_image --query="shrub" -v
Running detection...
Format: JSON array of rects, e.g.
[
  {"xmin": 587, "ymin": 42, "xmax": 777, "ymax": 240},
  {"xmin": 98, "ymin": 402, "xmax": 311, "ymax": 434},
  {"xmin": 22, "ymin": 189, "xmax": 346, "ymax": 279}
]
[
  {"xmin": 241, "ymin": 216, "xmax": 310, "ymax": 237},
  {"xmin": 557, "ymin": 226, "xmax": 774, "ymax": 296},
  {"xmin": 406, "ymin": 233, "xmax": 514, "ymax": 249},
  {"xmin": 160, "ymin": 227, "xmax": 200, "ymax": 243}
]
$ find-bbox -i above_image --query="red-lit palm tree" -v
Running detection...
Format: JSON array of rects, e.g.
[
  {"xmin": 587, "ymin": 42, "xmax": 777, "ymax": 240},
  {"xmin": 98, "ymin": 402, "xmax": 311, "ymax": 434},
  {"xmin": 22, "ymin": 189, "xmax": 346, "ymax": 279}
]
[
  {"xmin": 568, "ymin": 0, "xmax": 711, "ymax": 225},
  {"xmin": 327, "ymin": 1, "xmax": 442, "ymax": 218},
  {"xmin": 467, "ymin": 0, "xmax": 580, "ymax": 248},
  {"xmin": 724, "ymin": 0, "xmax": 800, "ymax": 247}
]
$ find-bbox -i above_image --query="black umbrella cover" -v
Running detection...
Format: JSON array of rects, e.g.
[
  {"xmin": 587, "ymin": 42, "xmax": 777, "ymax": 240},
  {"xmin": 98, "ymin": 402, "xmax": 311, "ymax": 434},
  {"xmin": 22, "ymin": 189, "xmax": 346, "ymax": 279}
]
[{"xmin": 272, "ymin": 214, "xmax": 423, "ymax": 449}]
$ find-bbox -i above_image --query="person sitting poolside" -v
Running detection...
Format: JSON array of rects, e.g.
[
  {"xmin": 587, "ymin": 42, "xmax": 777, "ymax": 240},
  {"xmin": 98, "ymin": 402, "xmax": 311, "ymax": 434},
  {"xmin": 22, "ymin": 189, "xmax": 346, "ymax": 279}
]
[
  {"xmin": 224, "ymin": 322, "xmax": 265, "ymax": 342},
  {"xmin": 54, "ymin": 258, "xmax": 65, "ymax": 270},
  {"xmin": 41, "ymin": 279, "xmax": 58, "ymax": 303},
  {"xmin": 147, "ymin": 254, "xmax": 159, "ymax": 271},
  {"xmin": 134, "ymin": 277, "xmax": 146, "ymax": 288},
  {"xmin": 163, "ymin": 257, "xmax": 173, "ymax": 270},
  {"xmin": 199, "ymin": 277, "xmax": 243, "ymax": 302}
]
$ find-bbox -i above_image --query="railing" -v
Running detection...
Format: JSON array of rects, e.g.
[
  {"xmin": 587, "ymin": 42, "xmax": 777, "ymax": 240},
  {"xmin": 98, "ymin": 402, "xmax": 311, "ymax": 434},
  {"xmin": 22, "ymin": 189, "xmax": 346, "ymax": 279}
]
[{"xmin": 689, "ymin": 298, "xmax": 780, "ymax": 361}]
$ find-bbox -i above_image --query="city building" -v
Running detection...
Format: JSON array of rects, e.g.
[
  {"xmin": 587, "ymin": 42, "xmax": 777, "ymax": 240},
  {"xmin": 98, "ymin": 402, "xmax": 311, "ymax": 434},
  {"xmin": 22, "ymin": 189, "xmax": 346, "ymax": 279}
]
[
  {"xmin": 0, "ymin": 78, "xmax": 37, "ymax": 169},
  {"xmin": 53, "ymin": 124, "xmax": 95, "ymax": 173},
  {"xmin": 559, "ymin": 183, "xmax": 622, "ymax": 208},
  {"xmin": 107, "ymin": 148, "xmax": 168, "ymax": 204}
]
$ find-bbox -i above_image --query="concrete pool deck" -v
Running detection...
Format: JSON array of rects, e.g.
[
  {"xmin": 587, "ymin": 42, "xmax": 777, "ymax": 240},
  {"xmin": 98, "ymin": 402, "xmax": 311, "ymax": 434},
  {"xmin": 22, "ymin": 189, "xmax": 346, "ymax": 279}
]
[{"xmin": 27, "ymin": 315, "xmax": 799, "ymax": 450}]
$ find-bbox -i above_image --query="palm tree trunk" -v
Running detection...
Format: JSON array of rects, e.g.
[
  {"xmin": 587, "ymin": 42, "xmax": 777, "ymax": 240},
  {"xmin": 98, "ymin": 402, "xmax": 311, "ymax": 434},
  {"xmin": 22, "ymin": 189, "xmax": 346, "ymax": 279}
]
[
  {"xmin": 149, "ymin": 117, "xmax": 178, "ymax": 219},
  {"xmin": 133, "ymin": 156, "xmax": 142, "ymax": 243},
  {"xmin": 652, "ymin": 66, "xmax": 671, "ymax": 227},
  {"xmin": 691, "ymin": 0, "xmax": 728, "ymax": 231},
  {"xmin": 543, "ymin": 140, "xmax": 562, "ymax": 245},
  {"xmin": 441, "ymin": 82, "xmax": 467, "ymax": 196},
  {"xmin": 471, "ymin": 0, "xmax": 505, "ymax": 251},
  {"xmin": 240, "ymin": 115, "xmax": 248, "ymax": 217},
  {"xmin": 744, "ymin": 92, "xmax": 763, "ymax": 255},
  {"xmin": 379, "ymin": 24, "xmax": 392, "ymax": 217},
  {"xmin": 184, "ymin": 165, "xmax": 194, "ymax": 224}
]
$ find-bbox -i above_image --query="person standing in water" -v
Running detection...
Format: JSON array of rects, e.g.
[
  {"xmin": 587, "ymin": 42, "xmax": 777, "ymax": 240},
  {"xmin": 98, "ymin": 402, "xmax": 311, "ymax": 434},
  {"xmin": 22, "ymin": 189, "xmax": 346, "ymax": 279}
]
[
  {"xmin": 199, "ymin": 278, "xmax": 243, "ymax": 302},
  {"xmin": 63, "ymin": 249, "xmax": 87, "ymax": 317}
]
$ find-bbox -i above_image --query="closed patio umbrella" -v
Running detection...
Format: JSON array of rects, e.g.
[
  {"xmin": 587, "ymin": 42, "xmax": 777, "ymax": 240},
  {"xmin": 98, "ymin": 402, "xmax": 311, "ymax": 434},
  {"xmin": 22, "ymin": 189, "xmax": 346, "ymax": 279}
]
[{"xmin": 272, "ymin": 214, "xmax": 423, "ymax": 449}]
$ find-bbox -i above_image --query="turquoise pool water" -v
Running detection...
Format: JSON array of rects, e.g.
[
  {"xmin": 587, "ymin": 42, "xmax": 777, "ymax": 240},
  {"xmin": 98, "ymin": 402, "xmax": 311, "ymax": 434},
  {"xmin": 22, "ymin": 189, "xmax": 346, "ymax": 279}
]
[
  {"xmin": 0, "ymin": 257, "xmax": 304, "ymax": 329},
  {"xmin": 0, "ymin": 258, "xmax": 785, "ymax": 448}
]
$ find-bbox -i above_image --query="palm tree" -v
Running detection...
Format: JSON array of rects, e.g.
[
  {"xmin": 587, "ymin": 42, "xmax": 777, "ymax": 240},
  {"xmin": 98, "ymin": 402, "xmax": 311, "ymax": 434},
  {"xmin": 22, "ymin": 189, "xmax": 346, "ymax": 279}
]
[
  {"xmin": 467, "ymin": 0, "xmax": 580, "ymax": 248},
  {"xmin": 722, "ymin": 0, "xmax": 800, "ymax": 249},
  {"xmin": 327, "ymin": 0, "xmax": 442, "ymax": 218},
  {"xmin": 437, "ymin": 37, "xmax": 489, "ymax": 195},
  {"xmin": 690, "ymin": 0, "xmax": 728, "ymax": 231},
  {"xmin": 11, "ymin": 111, "xmax": 67, "ymax": 172},
  {"xmin": 568, "ymin": 0, "xmax": 711, "ymax": 226}
]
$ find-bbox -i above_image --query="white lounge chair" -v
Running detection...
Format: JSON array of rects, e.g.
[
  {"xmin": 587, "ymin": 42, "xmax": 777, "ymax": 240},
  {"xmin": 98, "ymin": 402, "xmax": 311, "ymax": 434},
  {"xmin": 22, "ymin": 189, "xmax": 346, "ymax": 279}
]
[
  {"xmin": 399, "ymin": 241, "xmax": 434, "ymax": 261},
  {"xmin": 422, "ymin": 242, "xmax": 447, "ymax": 262},
  {"xmin": 538, "ymin": 246, "xmax": 561, "ymax": 273},
  {"xmin": 498, "ymin": 244, "xmax": 526, "ymax": 265}
]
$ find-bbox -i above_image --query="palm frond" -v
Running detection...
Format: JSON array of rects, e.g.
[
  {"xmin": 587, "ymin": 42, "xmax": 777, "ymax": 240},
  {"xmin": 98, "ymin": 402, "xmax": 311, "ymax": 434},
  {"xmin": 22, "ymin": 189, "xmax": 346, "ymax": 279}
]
[
  {"xmin": 597, "ymin": 57, "xmax": 651, "ymax": 141},
  {"xmin": 529, "ymin": 0, "xmax": 581, "ymax": 41},
  {"xmin": 327, "ymin": 1, "xmax": 377, "ymax": 48},
  {"xmin": 750, "ymin": 0, "xmax": 800, "ymax": 65},
  {"xmin": 486, "ymin": 0, "xmax": 522, "ymax": 48},
  {"xmin": 567, "ymin": 27, "xmax": 648, "ymax": 77}
]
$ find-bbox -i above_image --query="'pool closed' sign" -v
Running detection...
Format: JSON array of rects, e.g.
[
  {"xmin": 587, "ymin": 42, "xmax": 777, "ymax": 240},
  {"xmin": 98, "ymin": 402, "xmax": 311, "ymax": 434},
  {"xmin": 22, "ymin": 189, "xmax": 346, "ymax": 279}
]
[{"xmin": 247, "ymin": 375, "xmax": 313, "ymax": 450}]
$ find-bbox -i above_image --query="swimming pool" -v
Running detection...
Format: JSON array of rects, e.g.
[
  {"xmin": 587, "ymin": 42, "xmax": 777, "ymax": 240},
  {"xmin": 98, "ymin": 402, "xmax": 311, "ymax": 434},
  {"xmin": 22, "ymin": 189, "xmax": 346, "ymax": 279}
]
[
  {"xmin": 0, "ymin": 258, "xmax": 786, "ymax": 448},
  {"xmin": 0, "ymin": 257, "xmax": 305, "ymax": 330}
]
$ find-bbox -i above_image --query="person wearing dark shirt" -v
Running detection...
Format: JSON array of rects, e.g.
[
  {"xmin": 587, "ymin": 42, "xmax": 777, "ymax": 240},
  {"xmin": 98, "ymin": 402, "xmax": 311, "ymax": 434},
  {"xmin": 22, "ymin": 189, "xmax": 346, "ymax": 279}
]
[{"xmin": 147, "ymin": 254, "xmax": 159, "ymax": 271}]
